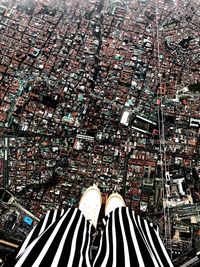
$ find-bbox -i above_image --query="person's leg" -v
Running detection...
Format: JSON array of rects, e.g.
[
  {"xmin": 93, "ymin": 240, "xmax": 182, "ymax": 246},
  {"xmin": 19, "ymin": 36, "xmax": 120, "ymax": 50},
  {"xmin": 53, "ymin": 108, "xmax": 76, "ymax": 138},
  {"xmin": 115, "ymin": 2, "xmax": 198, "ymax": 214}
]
[
  {"xmin": 14, "ymin": 185, "xmax": 102, "ymax": 267},
  {"xmin": 93, "ymin": 195, "xmax": 173, "ymax": 267},
  {"xmin": 14, "ymin": 208, "xmax": 94, "ymax": 267}
]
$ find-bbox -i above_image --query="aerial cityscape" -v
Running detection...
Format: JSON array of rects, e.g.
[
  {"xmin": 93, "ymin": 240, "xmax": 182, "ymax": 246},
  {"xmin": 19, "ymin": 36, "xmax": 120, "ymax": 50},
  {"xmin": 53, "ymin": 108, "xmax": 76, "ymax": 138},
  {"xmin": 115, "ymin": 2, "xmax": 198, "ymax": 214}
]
[{"xmin": 0, "ymin": 0, "xmax": 199, "ymax": 265}]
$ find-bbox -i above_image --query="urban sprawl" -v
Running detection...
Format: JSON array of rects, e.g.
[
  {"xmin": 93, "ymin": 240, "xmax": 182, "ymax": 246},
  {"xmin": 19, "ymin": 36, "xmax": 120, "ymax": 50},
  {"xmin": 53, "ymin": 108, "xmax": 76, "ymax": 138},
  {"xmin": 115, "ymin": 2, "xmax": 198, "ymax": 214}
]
[{"xmin": 0, "ymin": 0, "xmax": 199, "ymax": 265}]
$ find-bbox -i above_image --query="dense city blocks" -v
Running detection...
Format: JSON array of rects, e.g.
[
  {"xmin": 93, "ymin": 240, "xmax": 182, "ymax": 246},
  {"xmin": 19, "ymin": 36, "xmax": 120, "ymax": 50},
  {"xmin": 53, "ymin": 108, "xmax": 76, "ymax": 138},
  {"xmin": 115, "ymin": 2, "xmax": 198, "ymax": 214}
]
[{"xmin": 0, "ymin": 0, "xmax": 199, "ymax": 265}]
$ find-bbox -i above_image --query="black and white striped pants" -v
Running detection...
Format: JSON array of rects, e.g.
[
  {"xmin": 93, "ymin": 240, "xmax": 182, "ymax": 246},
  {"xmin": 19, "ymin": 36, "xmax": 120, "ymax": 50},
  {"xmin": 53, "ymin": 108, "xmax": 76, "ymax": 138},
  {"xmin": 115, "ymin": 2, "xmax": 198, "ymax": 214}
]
[{"xmin": 14, "ymin": 207, "xmax": 173, "ymax": 267}]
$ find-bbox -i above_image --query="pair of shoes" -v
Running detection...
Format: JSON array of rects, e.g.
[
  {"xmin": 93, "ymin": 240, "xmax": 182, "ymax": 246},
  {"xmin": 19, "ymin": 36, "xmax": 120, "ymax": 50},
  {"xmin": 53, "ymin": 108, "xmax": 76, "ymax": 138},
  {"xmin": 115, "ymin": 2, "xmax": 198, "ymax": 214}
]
[{"xmin": 79, "ymin": 185, "xmax": 125, "ymax": 228}]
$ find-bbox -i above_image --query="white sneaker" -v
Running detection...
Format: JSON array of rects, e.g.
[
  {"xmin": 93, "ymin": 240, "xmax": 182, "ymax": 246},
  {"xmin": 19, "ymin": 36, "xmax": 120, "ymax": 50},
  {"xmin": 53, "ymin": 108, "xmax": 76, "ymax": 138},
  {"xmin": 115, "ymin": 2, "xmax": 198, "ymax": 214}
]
[
  {"xmin": 105, "ymin": 193, "xmax": 126, "ymax": 216},
  {"xmin": 79, "ymin": 184, "xmax": 102, "ymax": 228}
]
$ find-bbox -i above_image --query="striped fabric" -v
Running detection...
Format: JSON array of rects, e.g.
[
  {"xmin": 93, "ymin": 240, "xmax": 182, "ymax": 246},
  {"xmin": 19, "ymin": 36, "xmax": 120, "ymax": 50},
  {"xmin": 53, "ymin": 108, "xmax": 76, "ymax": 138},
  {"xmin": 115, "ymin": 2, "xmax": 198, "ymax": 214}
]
[
  {"xmin": 14, "ymin": 208, "xmax": 94, "ymax": 267},
  {"xmin": 13, "ymin": 207, "xmax": 173, "ymax": 267},
  {"xmin": 93, "ymin": 207, "xmax": 173, "ymax": 267}
]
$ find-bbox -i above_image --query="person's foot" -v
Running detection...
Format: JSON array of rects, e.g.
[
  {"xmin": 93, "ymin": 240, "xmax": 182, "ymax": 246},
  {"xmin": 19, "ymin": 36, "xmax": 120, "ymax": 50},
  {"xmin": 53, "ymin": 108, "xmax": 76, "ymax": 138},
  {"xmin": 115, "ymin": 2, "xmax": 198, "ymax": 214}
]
[
  {"xmin": 105, "ymin": 193, "xmax": 126, "ymax": 216},
  {"xmin": 79, "ymin": 184, "xmax": 102, "ymax": 228}
]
